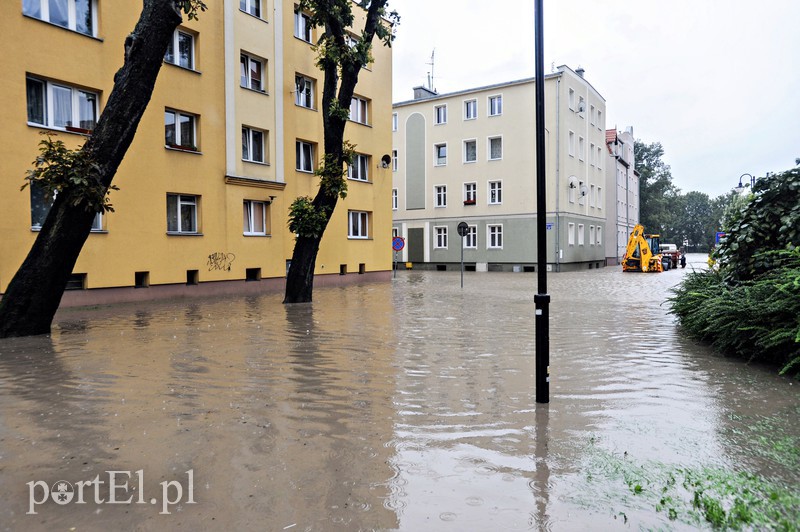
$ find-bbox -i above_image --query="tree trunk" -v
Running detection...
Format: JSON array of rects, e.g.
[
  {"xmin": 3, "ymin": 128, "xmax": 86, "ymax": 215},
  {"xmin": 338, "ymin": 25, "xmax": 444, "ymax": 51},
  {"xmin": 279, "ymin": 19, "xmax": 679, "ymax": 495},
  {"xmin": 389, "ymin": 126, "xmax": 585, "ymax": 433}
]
[{"xmin": 0, "ymin": 0, "xmax": 182, "ymax": 338}]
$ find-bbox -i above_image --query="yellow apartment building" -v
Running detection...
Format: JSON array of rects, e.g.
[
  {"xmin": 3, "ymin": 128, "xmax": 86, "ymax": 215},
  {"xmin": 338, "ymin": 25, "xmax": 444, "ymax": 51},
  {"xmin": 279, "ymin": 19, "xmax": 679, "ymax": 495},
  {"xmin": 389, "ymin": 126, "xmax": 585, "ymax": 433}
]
[{"xmin": 0, "ymin": 1, "xmax": 392, "ymax": 307}]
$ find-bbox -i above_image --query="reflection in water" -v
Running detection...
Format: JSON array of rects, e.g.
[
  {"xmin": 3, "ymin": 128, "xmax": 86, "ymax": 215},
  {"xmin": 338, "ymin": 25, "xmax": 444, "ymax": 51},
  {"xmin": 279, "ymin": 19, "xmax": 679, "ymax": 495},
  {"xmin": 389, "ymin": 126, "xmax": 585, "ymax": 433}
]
[{"xmin": 0, "ymin": 255, "xmax": 796, "ymax": 530}]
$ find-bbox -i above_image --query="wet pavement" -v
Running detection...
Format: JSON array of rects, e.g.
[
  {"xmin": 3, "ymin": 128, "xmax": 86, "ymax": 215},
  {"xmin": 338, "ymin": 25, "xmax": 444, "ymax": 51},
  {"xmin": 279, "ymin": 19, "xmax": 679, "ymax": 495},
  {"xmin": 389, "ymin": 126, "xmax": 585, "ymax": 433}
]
[{"xmin": 0, "ymin": 254, "xmax": 797, "ymax": 531}]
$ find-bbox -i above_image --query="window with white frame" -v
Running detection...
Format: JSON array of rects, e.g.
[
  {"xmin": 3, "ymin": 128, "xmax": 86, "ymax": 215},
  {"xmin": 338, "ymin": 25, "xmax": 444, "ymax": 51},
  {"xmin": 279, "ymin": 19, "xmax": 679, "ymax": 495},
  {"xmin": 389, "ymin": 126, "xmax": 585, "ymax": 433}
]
[
  {"xmin": 590, "ymin": 104, "xmax": 596, "ymax": 125},
  {"xmin": 294, "ymin": 9, "xmax": 312, "ymax": 42},
  {"xmin": 464, "ymin": 99, "xmax": 477, "ymax": 120},
  {"xmin": 348, "ymin": 210, "xmax": 369, "ymax": 239},
  {"xmin": 488, "ymin": 180, "xmax": 502, "ymax": 204},
  {"xmin": 597, "ymin": 146, "xmax": 602, "ymax": 169},
  {"xmin": 489, "ymin": 136, "xmax": 503, "ymax": 160},
  {"xmin": 240, "ymin": 53, "xmax": 265, "ymax": 92},
  {"xmin": 487, "ymin": 224, "xmax": 503, "ymax": 249},
  {"xmin": 243, "ymin": 199, "xmax": 267, "ymax": 235},
  {"xmin": 167, "ymin": 194, "xmax": 199, "ymax": 234},
  {"xmin": 392, "ymin": 112, "xmax": 398, "ymax": 131},
  {"xmin": 165, "ymin": 29, "xmax": 195, "ymax": 69},
  {"xmin": 597, "ymin": 187, "xmax": 603, "ymax": 208},
  {"xmin": 578, "ymin": 224, "xmax": 585, "ymax": 246},
  {"xmin": 165, "ymin": 109, "xmax": 197, "ymax": 150},
  {"xmin": 597, "ymin": 226, "xmax": 603, "ymax": 245},
  {"xmin": 589, "ymin": 225, "xmax": 595, "ymax": 245},
  {"xmin": 347, "ymin": 153, "xmax": 370, "ymax": 181},
  {"xmin": 434, "ymin": 226, "xmax": 448, "ymax": 249},
  {"xmin": 489, "ymin": 95, "xmax": 502, "ymax": 116},
  {"xmin": 464, "ymin": 225, "xmax": 477, "ymax": 248},
  {"xmin": 590, "ymin": 142, "xmax": 595, "ymax": 166},
  {"xmin": 578, "ymin": 136, "xmax": 585, "ymax": 161},
  {"xmin": 24, "ymin": 0, "xmax": 95, "ymax": 36},
  {"xmin": 392, "ymin": 188, "xmax": 398, "ymax": 210},
  {"xmin": 240, "ymin": 0, "xmax": 261, "ymax": 18},
  {"xmin": 568, "ymin": 87, "xmax": 575, "ymax": 110},
  {"xmin": 26, "ymin": 76, "xmax": 98, "ymax": 131},
  {"xmin": 434, "ymin": 104, "xmax": 447, "ymax": 125},
  {"xmin": 568, "ymin": 130, "xmax": 575, "ymax": 157},
  {"xmin": 434, "ymin": 143, "xmax": 447, "ymax": 166},
  {"xmin": 435, "ymin": 185, "xmax": 447, "ymax": 207},
  {"xmin": 392, "ymin": 149, "xmax": 398, "ymax": 171},
  {"xmin": 464, "ymin": 139, "xmax": 477, "ymax": 163},
  {"xmin": 568, "ymin": 222, "xmax": 575, "ymax": 245},
  {"xmin": 296, "ymin": 140, "xmax": 314, "ymax": 172},
  {"xmin": 242, "ymin": 126, "xmax": 266, "ymax": 163},
  {"xmin": 295, "ymin": 75, "xmax": 314, "ymax": 108},
  {"xmin": 349, "ymin": 96, "xmax": 369, "ymax": 125},
  {"xmin": 597, "ymin": 110, "xmax": 603, "ymax": 129},
  {"xmin": 589, "ymin": 184, "xmax": 595, "ymax": 207},
  {"xmin": 464, "ymin": 182, "xmax": 476, "ymax": 204},
  {"xmin": 29, "ymin": 182, "xmax": 102, "ymax": 231}
]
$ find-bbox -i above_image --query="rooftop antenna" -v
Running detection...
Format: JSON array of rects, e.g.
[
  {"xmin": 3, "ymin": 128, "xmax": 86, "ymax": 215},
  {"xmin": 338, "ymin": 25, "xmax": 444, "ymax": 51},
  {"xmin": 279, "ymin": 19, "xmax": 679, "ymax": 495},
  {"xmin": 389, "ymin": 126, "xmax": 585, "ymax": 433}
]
[{"xmin": 425, "ymin": 49, "xmax": 436, "ymax": 92}]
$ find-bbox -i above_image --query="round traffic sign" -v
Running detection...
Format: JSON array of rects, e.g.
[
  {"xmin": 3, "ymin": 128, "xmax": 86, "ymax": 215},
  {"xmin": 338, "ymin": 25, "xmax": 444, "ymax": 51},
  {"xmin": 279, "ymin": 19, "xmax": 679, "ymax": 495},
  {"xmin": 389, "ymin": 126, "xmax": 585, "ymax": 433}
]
[
  {"xmin": 457, "ymin": 222, "xmax": 469, "ymax": 237},
  {"xmin": 392, "ymin": 236, "xmax": 405, "ymax": 251}
]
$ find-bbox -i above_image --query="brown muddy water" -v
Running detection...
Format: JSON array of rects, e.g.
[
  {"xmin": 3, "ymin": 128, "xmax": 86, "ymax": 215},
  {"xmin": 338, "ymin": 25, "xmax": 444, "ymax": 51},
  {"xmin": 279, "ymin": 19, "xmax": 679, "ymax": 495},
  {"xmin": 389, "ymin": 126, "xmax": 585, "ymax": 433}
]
[{"xmin": 0, "ymin": 254, "xmax": 797, "ymax": 531}]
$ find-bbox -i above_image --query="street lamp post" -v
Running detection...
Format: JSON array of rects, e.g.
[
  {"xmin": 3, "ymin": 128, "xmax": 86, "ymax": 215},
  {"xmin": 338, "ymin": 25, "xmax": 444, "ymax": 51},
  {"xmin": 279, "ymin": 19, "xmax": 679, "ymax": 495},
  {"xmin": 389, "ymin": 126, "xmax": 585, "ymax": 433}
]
[{"xmin": 735, "ymin": 173, "xmax": 755, "ymax": 192}]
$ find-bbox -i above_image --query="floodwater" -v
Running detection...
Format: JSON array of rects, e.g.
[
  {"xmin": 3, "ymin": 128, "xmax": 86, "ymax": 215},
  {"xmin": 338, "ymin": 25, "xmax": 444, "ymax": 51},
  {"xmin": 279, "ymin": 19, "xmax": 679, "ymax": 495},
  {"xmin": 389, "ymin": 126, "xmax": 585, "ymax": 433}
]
[{"xmin": 0, "ymin": 254, "xmax": 797, "ymax": 531}]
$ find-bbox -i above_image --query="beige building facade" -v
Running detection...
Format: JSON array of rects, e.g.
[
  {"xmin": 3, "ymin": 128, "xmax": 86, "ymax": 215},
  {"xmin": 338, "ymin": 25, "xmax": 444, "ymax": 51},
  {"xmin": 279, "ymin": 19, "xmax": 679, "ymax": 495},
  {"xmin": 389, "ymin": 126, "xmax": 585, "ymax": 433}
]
[{"xmin": 605, "ymin": 127, "xmax": 640, "ymax": 264}]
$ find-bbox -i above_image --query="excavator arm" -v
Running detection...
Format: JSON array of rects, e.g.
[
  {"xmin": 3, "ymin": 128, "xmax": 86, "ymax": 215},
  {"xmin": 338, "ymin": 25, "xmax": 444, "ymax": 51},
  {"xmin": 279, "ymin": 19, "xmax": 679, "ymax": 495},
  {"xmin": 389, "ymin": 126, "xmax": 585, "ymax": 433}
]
[{"xmin": 622, "ymin": 224, "xmax": 664, "ymax": 272}]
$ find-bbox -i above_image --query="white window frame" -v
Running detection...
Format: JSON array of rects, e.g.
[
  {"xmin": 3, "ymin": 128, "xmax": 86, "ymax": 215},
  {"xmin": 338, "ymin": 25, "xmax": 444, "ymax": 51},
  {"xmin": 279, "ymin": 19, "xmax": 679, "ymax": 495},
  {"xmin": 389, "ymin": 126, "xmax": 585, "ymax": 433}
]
[
  {"xmin": 26, "ymin": 76, "xmax": 98, "ymax": 132},
  {"xmin": 488, "ymin": 136, "xmax": 503, "ymax": 161},
  {"xmin": 165, "ymin": 109, "xmax": 197, "ymax": 150},
  {"xmin": 488, "ymin": 180, "xmax": 502, "ymax": 205},
  {"xmin": 349, "ymin": 96, "xmax": 369, "ymax": 125},
  {"xmin": 295, "ymin": 75, "xmax": 314, "ymax": 109},
  {"xmin": 589, "ymin": 225, "xmax": 595, "ymax": 246},
  {"xmin": 239, "ymin": 0, "xmax": 261, "ymax": 18},
  {"xmin": 487, "ymin": 224, "xmax": 503, "ymax": 249},
  {"xmin": 24, "ymin": 0, "xmax": 97, "ymax": 36},
  {"xmin": 434, "ymin": 104, "xmax": 447, "ymax": 125},
  {"xmin": 590, "ymin": 104, "xmax": 596, "ymax": 126},
  {"xmin": 597, "ymin": 187, "xmax": 603, "ymax": 209},
  {"xmin": 464, "ymin": 99, "xmax": 477, "ymax": 120},
  {"xmin": 348, "ymin": 210, "xmax": 369, "ymax": 239},
  {"xmin": 243, "ymin": 199, "xmax": 267, "ymax": 235},
  {"xmin": 434, "ymin": 226, "xmax": 448, "ymax": 249},
  {"xmin": 29, "ymin": 184, "xmax": 102, "ymax": 231},
  {"xmin": 568, "ymin": 130, "xmax": 575, "ymax": 157},
  {"xmin": 167, "ymin": 194, "xmax": 199, "ymax": 234},
  {"xmin": 568, "ymin": 222, "xmax": 575, "ymax": 246},
  {"xmin": 568, "ymin": 88, "xmax": 575, "ymax": 110},
  {"xmin": 578, "ymin": 224, "xmax": 585, "ymax": 246},
  {"xmin": 597, "ymin": 226, "xmax": 603, "ymax": 245},
  {"xmin": 347, "ymin": 153, "xmax": 370, "ymax": 182},
  {"xmin": 434, "ymin": 185, "xmax": 447, "ymax": 208},
  {"xmin": 165, "ymin": 29, "xmax": 195, "ymax": 70},
  {"xmin": 464, "ymin": 182, "xmax": 477, "ymax": 204},
  {"xmin": 463, "ymin": 139, "xmax": 477, "ymax": 163},
  {"xmin": 296, "ymin": 140, "xmax": 314, "ymax": 172},
  {"xmin": 434, "ymin": 143, "xmax": 447, "ymax": 166},
  {"xmin": 392, "ymin": 188, "xmax": 398, "ymax": 210},
  {"xmin": 589, "ymin": 184, "xmax": 596, "ymax": 207},
  {"xmin": 464, "ymin": 225, "xmax": 477, "ymax": 248},
  {"xmin": 294, "ymin": 9, "xmax": 312, "ymax": 42},
  {"xmin": 242, "ymin": 126, "xmax": 266, "ymax": 163},
  {"xmin": 392, "ymin": 149, "xmax": 398, "ymax": 172},
  {"xmin": 392, "ymin": 112, "xmax": 398, "ymax": 131},
  {"xmin": 240, "ymin": 53, "xmax": 265, "ymax": 92},
  {"xmin": 578, "ymin": 136, "xmax": 585, "ymax": 161},
  {"xmin": 590, "ymin": 142, "xmax": 596, "ymax": 166},
  {"xmin": 488, "ymin": 95, "xmax": 503, "ymax": 116},
  {"xmin": 597, "ymin": 110, "xmax": 603, "ymax": 129}
]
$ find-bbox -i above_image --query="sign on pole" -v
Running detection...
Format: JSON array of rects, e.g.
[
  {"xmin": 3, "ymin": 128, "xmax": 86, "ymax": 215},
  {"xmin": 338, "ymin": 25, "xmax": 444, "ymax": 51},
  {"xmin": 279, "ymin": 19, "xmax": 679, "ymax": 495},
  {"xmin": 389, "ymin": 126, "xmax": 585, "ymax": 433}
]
[{"xmin": 392, "ymin": 237, "xmax": 405, "ymax": 278}]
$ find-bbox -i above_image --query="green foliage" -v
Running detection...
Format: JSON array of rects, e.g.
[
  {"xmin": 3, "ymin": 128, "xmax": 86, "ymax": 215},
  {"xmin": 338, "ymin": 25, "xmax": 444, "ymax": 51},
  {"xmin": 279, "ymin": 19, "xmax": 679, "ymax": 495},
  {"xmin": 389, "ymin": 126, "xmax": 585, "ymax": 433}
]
[
  {"xmin": 175, "ymin": 0, "xmax": 207, "ymax": 20},
  {"xmin": 317, "ymin": 140, "xmax": 356, "ymax": 200},
  {"xmin": 634, "ymin": 140, "xmax": 679, "ymax": 237},
  {"xmin": 287, "ymin": 196, "xmax": 329, "ymax": 239},
  {"xmin": 22, "ymin": 133, "xmax": 117, "ymax": 213}
]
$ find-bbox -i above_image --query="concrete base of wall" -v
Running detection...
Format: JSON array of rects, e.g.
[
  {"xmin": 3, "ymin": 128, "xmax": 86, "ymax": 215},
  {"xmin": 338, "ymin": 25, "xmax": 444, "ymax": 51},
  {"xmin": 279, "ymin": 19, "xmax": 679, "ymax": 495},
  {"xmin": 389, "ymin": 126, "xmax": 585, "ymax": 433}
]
[
  {"xmin": 0, "ymin": 271, "xmax": 392, "ymax": 309},
  {"xmin": 396, "ymin": 262, "xmax": 606, "ymax": 273}
]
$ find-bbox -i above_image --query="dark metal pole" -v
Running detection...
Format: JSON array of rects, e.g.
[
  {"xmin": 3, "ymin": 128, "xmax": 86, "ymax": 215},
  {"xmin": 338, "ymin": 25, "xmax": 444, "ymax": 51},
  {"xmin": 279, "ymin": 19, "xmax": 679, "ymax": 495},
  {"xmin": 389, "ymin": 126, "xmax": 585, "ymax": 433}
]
[
  {"xmin": 460, "ymin": 235, "xmax": 464, "ymax": 288},
  {"xmin": 534, "ymin": 0, "xmax": 550, "ymax": 403}
]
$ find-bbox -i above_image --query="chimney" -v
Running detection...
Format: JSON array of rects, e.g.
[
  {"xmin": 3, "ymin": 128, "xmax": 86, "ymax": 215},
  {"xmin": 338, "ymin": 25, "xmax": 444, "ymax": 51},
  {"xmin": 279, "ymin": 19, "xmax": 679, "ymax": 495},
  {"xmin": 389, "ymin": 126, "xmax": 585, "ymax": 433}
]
[
  {"xmin": 575, "ymin": 66, "xmax": 585, "ymax": 78},
  {"xmin": 412, "ymin": 85, "xmax": 438, "ymax": 100}
]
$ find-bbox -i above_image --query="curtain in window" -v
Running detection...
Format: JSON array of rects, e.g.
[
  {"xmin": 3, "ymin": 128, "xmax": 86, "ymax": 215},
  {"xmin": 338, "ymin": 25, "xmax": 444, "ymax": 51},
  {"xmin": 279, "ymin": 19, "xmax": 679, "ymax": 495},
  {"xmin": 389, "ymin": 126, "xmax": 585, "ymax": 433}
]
[
  {"xmin": 490, "ymin": 138, "xmax": 502, "ymax": 159},
  {"xmin": 76, "ymin": 0, "xmax": 92, "ymax": 35},
  {"xmin": 465, "ymin": 142, "xmax": 476, "ymax": 162},
  {"xmin": 252, "ymin": 202, "xmax": 265, "ymax": 233},
  {"xmin": 179, "ymin": 114, "xmax": 193, "ymax": 147},
  {"xmin": 30, "ymin": 182, "xmax": 53, "ymax": 228},
  {"xmin": 178, "ymin": 32, "xmax": 192, "ymax": 69},
  {"xmin": 23, "ymin": 0, "xmax": 41, "ymax": 17},
  {"xmin": 52, "ymin": 85, "xmax": 72, "ymax": 128},
  {"xmin": 78, "ymin": 91, "xmax": 96, "ymax": 130},
  {"xmin": 167, "ymin": 195, "xmax": 179, "ymax": 231},
  {"xmin": 242, "ymin": 128, "xmax": 250, "ymax": 160},
  {"xmin": 180, "ymin": 200, "xmax": 196, "ymax": 232},
  {"xmin": 249, "ymin": 60, "xmax": 262, "ymax": 91},
  {"xmin": 49, "ymin": 0, "xmax": 68, "ymax": 27},
  {"xmin": 251, "ymin": 130, "xmax": 263, "ymax": 162},
  {"xmin": 164, "ymin": 111, "xmax": 176, "ymax": 145},
  {"xmin": 26, "ymin": 78, "xmax": 45, "ymax": 124},
  {"xmin": 240, "ymin": 55, "xmax": 248, "ymax": 87}
]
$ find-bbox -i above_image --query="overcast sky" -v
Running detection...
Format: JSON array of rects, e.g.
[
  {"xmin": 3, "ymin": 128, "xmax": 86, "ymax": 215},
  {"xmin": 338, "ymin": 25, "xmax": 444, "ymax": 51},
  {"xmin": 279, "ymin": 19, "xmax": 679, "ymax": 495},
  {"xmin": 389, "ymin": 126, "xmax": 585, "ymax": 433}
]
[{"xmin": 388, "ymin": 0, "xmax": 800, "ymax": 198}]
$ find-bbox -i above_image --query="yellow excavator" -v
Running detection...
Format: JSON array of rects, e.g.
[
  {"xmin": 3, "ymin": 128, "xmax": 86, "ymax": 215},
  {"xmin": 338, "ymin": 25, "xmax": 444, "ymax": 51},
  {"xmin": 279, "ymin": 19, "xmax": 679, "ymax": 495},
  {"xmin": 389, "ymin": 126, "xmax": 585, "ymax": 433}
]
[{"xmin": 622, "ymin": 224, "xmax": 665, "ymax": 272}]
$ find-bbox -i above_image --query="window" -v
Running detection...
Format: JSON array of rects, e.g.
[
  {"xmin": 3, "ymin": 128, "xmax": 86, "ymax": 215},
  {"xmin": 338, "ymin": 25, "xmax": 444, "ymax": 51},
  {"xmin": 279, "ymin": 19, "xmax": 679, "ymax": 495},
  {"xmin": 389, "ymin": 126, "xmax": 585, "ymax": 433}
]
[
  {"xmin": 434, "ymin": 226, "xmax": 448, "ymax": 249},
  {"xmin": 578, "ymin": 224, "xmax": 585, "ymax": 246},
  {"xmin": 568, "ymin": 178, "xmax": 577, "ymax": 203},
  {"xmin": 589, "ymin": 184, "xmax": 595, "ymax": 207},
  {"xmin": 294, "ymin": 75, "xmax": 314, "ymax": 108},
  {"xmin": 29, "ymin": 182, "xmax": 102, "ymax": 231},
  {"xmin": 489, "ymin": 95, "xmax": 502, "ymax": 116},
  {"xmin": 296, "ymin": 140, "xmax": 314, "ymax": 172},
  {"xmin": 489, "ymin": 136, "xmax": 503, "ymax": 160},
  {"xmin": 489, "ymin": 181, "xmax": 502, "ymax": 204},
  {"xmin": 349, "ymin": 97, "xmax": 369, "ymax": 125},
  {"xmin": 568, "ymin": 223, "xmax": 575, "ymax": 246},
  {"xmin": 590, "ymin": 142, "xmax": 596, "ymax": 166},
  {"xmin": 464, "ymin": 139, "xmax": 477, "ymax": 163},
  {"xmin": 26, "ymin": 76, "xmax": 98, "ymax": 131},
  {"xmin": 597, "ymin": 226, "xmax": 603, "ymax": 245},
  {"xmin": 434, "ymin": 104, "xmax": 447, "ymax": 125},
  {"xmin": 464, "ymin": 99, "xmax": 477, "ymax": 120},
  {"xmin": 568, "ymin": 131, "xmax": 575, "ymax": 157},
  {"xmin": 597, "ymin": 187, "xmax": 603, "ymax": 208},
  {"xmin": 392, "ymin": 112, "xmax": 398, "ymax": 131},
  {"xmin": 597, "ymin": 110, "xmax": 603, "ymax": 129},
  {"xmin": 24, "ymin": 0, "xmax": 95, "ymax": 36},
  {"xmin": 165, "ymin": 29, "xmax": 195, "ymax": 69},
  {"xmin": 392, "ymin": 149, "xmax": 398, "ymax": 171},
  {"xmin": 240, "ymin": 53, "xmax": 265, "ymax": 92},
  {"xmin": 434, "ymin": 143, "xmax": 447, "ymax": 166},
  {"xmin": 487, "ymin": 225, "xmax": 503, "ymax": 249},
  {"xmin": 578, "ymin": 136, "xmax": 585, "ymax": 161},
  {"xmin": 165, "ymin": 109, "xmax": 197, "ymax": 150},
  {"xmin": 590, "ymin": 105, "xmax": 596, "ymax": 126},
  {"xmin": 243, "ymin": 200, "xmax": 267, "ymax": 235},
  {"xmin": 597, "ymin": 146, "xmax": 603, "ymax": 169},
  {"xmin": 435, "ymin": 185, "xmax": 447, "ymax": 208},
  {"xmin": 348, "ymin": 210, "xmax": 369, "ymax": 239},
  {"xmin": 589, "ymin": 225, "xmax": 595, "ymax": 245},
  {"xmin": 464, "ymin": 182, "xmax": 476, "ymax": 204},
  {"xmin": 464, "ymin": 225, "xmax": 477, "ymax": 248},
  {"xmin": 167, "ymin": 194, "xmax": 198, "ymax": 234},
  {"xmin": 242, "ymin": 126, "xmax": 266, "ymax": 163},
  {"xmin": 347, "ymin": 153, "xmax": 370, "ymax": 181},
  {"xmin": 240, "ymin": 0, "xmax": 260, "ymax": 17},
  {"xmin": 568, "ymin": 88, "xmax": 575, "ymax": 110},
  {"xmin": 294, "ymin": 9, "xmax": 312, "ymax": 42},
  {"xmin": 392, "ymin": 188, "xmax": 398, "ymax": 210}
]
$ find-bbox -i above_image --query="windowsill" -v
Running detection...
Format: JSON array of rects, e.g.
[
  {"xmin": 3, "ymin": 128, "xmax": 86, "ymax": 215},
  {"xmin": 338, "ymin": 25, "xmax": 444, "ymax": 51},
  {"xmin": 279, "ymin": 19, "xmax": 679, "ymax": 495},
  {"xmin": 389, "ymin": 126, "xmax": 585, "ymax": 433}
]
[
  {"xmin": 294, "ymin": 36, "xmax": 313, "ymax": 45},
  {"xmin": 238, "ymin": 9, "xmax": 268, "ymax": 23},
  {"xmin": 434, "ymin": 164, "xmax": 447, "ymax": 167},
  {"xmin": 28, "ymin": 123, "xmax": 93, "ymax": 136},
  {"xmin": 242, "ymin": 159, "xmax": 270, "ymax": 166},
  {"xmin": 241, "ymin": 86, "xmax": 269, "ymax": 96},
  {"xmin": 23, "ymin": 14, "xmax": 103, "ymax": 41},
  {"xmin": 488, "ymin": 158, "xmax": 502, "ymax": 162},
  {"xmin": 243, "ymin": 233, "xmax": 271, "ymax": 237},
  {"xmin": 463, "ymin": 201, "xmax": 476, "ymax": 206},
  {"xmin": 166, "ymin": 145, "xmax": 202, "ymax": 154},
  {"xmin": 347, "ymin": 178, "xmax": 372, "ymax": 184},
  {"xmin": 347, "ymin": 237, "xmax": 372, "ymax": 241},
  {"xmin": 296, "ymin": 169, "xmax": 315, "ymax": 174},
  {"xmin": 164, "ymin": 62, "xmax": 202, "ymax": 75},
  {"xmin": 464, "ymin": 160, "xmax": 476, "ymax": 164},
  {"xmin": 488, "ymin": 203, "xmax": 502, "ymax": 206},
  {"xmin": 347, "ymin": 120, "xmax": 372, "ymax": 128},
  {"xmin": 295, "ymin": 104, "xmax": 317, "ymax": 111},
  {"xmin": 166, "ymin": 232, "xmax": 203, "ymax": 236},
  {"xmin": 31, "ymin": 226, "xmax": 107, "ymax": 233},
  {"xmin": 488, "ymin": 114, "xmax": 502, "ymax": 118}
]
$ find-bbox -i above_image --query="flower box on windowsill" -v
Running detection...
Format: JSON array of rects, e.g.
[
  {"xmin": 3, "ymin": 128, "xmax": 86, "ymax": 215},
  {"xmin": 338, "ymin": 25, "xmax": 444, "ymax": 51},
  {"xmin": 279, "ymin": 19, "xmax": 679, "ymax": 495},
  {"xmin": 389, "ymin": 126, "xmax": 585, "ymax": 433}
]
[
  {"xmin": 463, "ymin": 200, "xmax": 476, "ymax": 205},
  {"xmin": 166, "ymin": 143, "xmax": 200, "ymax": 153},
  {"xmin": 65, "ymin": 125, "xmax": 92, "ymax": 135}
]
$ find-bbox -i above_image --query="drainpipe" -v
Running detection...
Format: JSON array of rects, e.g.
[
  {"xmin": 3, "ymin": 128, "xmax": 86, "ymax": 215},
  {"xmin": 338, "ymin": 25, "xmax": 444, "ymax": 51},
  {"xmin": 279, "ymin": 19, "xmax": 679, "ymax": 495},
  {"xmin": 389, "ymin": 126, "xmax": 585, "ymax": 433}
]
[{"xmin": 554, "ymin": 76, "xmax": 561, "ymax": 271}]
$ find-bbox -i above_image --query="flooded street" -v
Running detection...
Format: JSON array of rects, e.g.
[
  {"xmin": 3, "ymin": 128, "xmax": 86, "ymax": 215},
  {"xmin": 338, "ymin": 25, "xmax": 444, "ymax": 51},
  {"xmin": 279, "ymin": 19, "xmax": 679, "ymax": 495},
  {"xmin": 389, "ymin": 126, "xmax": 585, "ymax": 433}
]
[{"xmin": 0, "ymin": 254, "xmax": 797, "ymax": 531}]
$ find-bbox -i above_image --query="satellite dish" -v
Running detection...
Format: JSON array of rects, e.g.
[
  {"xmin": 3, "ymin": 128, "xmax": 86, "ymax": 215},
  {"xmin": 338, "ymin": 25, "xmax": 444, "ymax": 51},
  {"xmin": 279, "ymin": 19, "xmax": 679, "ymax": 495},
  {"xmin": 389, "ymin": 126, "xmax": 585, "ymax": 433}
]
[
  {"xmin": 580, "ymin": 185, "xmax": 588, "ymax": 197},
  {"xmin": 381, "ymin": 154, "xmax": 391, "ymax": 168}
]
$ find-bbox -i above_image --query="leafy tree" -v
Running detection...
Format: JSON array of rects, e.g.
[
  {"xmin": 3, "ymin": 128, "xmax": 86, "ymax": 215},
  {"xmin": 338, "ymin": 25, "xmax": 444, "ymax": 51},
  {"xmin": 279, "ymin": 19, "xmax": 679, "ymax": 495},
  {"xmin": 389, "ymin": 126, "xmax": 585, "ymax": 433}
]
[
  {"xmin": 0, "ymin": 0, "xmax": 207, "ymax": 338},
  {"xmin": 283, "ymin": 0, "xmax": 398, "ymax": 304},
  {"xmin": 634, "ymin": 140, "xmax": 679, "ymax": 236}
]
